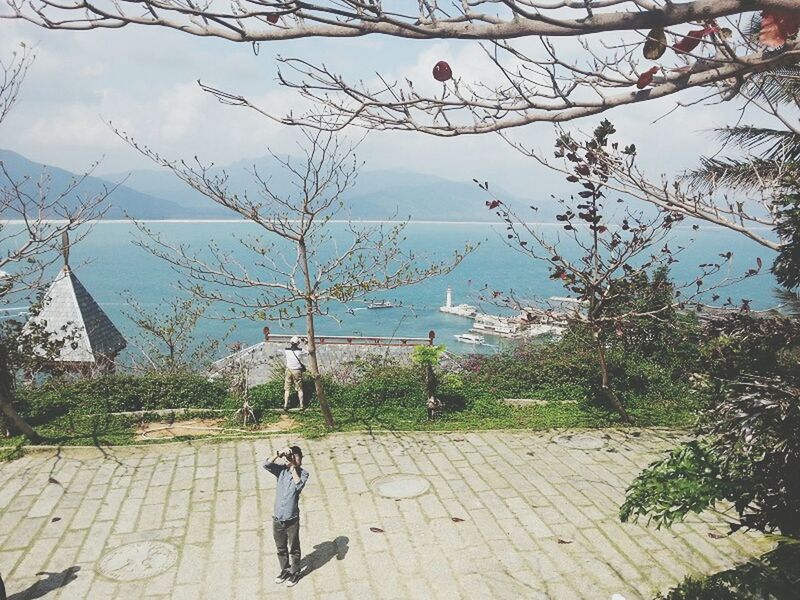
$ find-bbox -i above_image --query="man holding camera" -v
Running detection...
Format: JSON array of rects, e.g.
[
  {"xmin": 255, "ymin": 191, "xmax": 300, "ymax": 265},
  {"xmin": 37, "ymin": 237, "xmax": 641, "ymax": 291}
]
[
  {"xmin": 263, "ymin": 445, "xmax": 310, "ymax": 587},
  {"xmin": 284, "ymin": 335, "xmax": 308, "ymax": 411}
]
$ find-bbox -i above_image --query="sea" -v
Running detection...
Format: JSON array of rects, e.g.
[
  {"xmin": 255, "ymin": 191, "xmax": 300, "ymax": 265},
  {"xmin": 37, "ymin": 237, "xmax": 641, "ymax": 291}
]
[{"xmin": 1, "ymin": 221, "xmax": 781, "ymax": 361}]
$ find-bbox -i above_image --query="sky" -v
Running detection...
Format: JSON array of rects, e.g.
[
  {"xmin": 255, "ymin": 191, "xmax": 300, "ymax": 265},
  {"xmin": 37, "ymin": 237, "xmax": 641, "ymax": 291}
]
[{"xmin": 0, "ymin": 18, "xmax": 764, "ymax": 199}]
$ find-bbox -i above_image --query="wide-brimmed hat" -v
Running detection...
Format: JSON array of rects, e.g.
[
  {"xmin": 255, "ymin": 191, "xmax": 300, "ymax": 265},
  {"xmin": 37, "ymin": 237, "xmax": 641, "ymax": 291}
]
[{"xmin": 290, "ymin": 335, "xmax": 300, "ymax": 344}]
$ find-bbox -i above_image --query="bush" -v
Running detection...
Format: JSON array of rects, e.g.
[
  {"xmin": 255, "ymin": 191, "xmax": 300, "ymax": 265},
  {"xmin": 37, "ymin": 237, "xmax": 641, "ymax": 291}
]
[{"xmin": 17, "ymin": 373, "xmax": 230, "ymax": 424}]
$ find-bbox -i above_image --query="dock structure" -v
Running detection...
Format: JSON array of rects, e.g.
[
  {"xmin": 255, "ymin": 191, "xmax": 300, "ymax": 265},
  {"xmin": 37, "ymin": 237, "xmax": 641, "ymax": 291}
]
[{"xmin": 211, "ymin": 328, "xmax": 436, "ymax": 387}]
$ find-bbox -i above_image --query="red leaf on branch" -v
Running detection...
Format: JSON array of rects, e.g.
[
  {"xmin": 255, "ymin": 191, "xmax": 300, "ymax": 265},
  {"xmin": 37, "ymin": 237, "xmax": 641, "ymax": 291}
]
[
  {"xmin": 760, "ymin": 10, "xmax": 800, "ymax": 47},
  {"xmin": 433, "ymin": 61, "xmax": 453, "ymax": 82},
  {"xmin": 674, "ymin": 25, "xmax": 718, "ymax": 54},
  {"xmin": 267, "ymin": 13, "xmax": 279, "ymax": 23},
  {"xmin": 486, "ymin": 199, "xmax": 502, "ymax": 210},
  {"xmin": 636, "ymin": 66, "xmax": 658, "ymax": 89}
]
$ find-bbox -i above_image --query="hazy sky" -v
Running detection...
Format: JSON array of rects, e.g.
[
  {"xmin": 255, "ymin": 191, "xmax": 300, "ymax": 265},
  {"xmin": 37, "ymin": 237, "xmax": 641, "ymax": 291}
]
[{"xmin": 0, "ymin": 19, "xmax": 759, "ymax": 197}]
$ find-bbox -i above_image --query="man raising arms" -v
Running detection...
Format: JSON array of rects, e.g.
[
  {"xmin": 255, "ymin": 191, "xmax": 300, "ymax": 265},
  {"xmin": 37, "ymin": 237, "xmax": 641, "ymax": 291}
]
[{"xmin": 263, "ymin": 445, "xmax": 310, "ymax": 587}]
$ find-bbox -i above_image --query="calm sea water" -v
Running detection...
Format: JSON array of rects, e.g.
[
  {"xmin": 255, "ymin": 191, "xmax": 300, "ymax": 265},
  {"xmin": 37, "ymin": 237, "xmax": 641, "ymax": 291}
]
[{"xmin": 4, "ymin": 221, "xmax": 780, "ymax": 360}]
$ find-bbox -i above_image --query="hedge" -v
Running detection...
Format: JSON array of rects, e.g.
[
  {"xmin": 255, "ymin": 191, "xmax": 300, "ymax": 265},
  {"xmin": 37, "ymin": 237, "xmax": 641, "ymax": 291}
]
[{"xmin": 17, "ymin": 373, "xmax": 230, "ymax": 424}]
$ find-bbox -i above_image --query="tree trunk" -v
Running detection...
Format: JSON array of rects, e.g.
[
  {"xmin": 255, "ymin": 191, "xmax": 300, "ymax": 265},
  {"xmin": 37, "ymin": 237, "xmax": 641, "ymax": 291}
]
[
  {"xmin": 0, "ymin": 386, "xmax": 40, "ymax": 442},
  {"xmin": 593, "ymin": 332, "xmax": 631, "ymax": 424},
  {"xmin": 297, "ymin": 239, "xmax": 336, "ymax": 430},
  {"xmin": 304, "ymin": 308, "xmax": 335, "ymax": 430},
  {"xmin": 424, "ymin": 364, "xmax": 436, "ymax": 398}
]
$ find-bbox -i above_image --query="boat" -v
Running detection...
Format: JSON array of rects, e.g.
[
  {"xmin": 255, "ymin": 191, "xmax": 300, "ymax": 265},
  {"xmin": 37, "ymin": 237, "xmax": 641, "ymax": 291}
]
[
  {"xmin": 367, "ymin": 300, "xmax": 395, "ymax": 309},
  {"xmin": 454, "ymin": 333, "xmax": 485, "ymax": 345}
]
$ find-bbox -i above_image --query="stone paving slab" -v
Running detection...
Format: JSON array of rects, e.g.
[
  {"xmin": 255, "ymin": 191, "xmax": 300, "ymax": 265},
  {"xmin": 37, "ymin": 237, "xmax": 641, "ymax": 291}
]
[{"xmin": 0, "ymin": 430, "xmax": 773, "ymax": 599}]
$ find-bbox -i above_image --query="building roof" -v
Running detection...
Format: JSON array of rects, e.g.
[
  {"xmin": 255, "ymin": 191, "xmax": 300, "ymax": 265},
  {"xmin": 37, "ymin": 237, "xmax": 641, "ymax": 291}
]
[{"xmin": 28, "ymin": 266, "xmax": 127, "ymax": 363}]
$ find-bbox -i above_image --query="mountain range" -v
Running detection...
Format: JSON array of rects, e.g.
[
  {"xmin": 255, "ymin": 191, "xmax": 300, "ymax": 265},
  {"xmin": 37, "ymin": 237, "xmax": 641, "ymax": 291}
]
[{"xmin": 1, "ymin": 149, "xmax": 544, "ymax": 221}]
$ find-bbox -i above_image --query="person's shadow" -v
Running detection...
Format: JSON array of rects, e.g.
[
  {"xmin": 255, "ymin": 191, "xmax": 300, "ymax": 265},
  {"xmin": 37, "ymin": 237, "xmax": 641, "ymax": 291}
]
[
  {"xmin": 7, "ymin": 566, "xmax": 81, "ymax": 600},
  {"xmin": 299, "ymin": 536, "xmax": 349, "ymax": 577}
]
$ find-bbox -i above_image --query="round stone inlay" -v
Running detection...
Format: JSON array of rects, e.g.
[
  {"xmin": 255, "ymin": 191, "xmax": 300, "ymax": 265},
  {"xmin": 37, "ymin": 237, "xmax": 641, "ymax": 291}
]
[
  {"xmin": 97, "ymin": 541, "xmax": 178, "ymax": 581},
  {"xmin": 373, "ymin": 473, "xmax": 431, "ymax": 499},
  {"xmin": 552, "ymin": 433, "xmax": 607, "ymax": 450}
]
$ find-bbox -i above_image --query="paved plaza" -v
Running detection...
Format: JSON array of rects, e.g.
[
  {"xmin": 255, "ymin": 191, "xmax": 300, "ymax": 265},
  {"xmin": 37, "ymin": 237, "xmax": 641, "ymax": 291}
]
[{"xmin": 0, "ymin": 429, "xmax": 772, "ymax": 599}]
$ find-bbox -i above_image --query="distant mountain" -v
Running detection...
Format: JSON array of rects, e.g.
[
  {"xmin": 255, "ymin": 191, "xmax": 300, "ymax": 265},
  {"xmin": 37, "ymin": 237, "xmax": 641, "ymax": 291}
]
[
  {"xmin": 1, "ymin": 149, "xmax": 551, "ymax": 221},
  {"xmin": 0, "ymin": 149, "xmax": 196, "ymax": 219},
  {"xmin": 103, "ymin": 157, "xmax": 545, "ymax": 221}
]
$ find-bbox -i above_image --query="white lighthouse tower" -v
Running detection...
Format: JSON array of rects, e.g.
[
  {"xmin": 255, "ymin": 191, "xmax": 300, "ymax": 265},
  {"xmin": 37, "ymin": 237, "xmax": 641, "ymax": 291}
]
[{"xmin": 445, "ymin": 286, "xmax": 453, "ymax": 309}]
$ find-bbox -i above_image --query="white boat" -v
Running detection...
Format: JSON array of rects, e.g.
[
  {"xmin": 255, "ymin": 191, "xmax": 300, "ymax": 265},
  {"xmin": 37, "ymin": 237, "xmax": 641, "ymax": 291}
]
[
  {"xmin": 454, "ymin": 333, "xmax": 485, "ymax": 345},
  {"xmin": 367, "ymin": 300, "xmax": 395, "ymax": 309}
]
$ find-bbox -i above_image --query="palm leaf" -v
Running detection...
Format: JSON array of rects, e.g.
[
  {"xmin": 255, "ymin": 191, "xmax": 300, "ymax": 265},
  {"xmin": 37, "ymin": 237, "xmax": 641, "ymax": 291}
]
[
  {"xmin": 686, "ymin": 157, "xmax": 798, "ymax": 191},
  {"xmin": 746, "ymin": 67, "xmax": 800, "ymax": 107},
  {"xmin": 715, "ymin": 127, "xmax": 800, "ymax": 163}
]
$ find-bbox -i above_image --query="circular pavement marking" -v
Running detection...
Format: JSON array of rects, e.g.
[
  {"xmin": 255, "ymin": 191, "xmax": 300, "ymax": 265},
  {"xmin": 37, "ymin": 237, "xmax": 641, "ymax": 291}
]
[
  {"xmin": 97, "ymin": 541, "xmax": 178, "ymax": 582},
  {"xmin": 372, "ymin": 473, "xmax": 431, "ymax": 499},
  {"xmin": 552, "ymin": 433, "xmax": 607, "ymax": 450}
]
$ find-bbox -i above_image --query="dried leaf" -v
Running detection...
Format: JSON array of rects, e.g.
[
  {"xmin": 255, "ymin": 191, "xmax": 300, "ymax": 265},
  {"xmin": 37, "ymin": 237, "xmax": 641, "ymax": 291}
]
[
  {"xmin": 673, "ymin": 26, "xmax": 717, "ymax": 54},
  {"xmin": 707, "ymin": 531, "xmax": 726, "ymax": 539},
  {"xmin": 50, "ymin": 517, "xmax": 61, "ymax": 523},
  {"xmin": 451, "ymin": 517, "xmax": 465, "ymax": 522},
  {"xmin": 636, "ymin": 66, "xmax": 658, "ymax": 89},
  {"xmin": 557, "ymin": 538, "xmax": 573, "ymax": 544},
  {"xmin": 369, "ymin": 527, "xmax": 385, "ymax": 533},
  {"xmin": 759, "ymin": 10, "xmax": 800, "ymax": 48},
  {"xmin": 643, "ymin": 27, "xmax": 667, "ymax": 59}
]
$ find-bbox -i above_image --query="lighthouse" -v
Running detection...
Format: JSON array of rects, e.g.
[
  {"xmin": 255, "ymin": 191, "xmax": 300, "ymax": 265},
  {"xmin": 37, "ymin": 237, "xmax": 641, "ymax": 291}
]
[{"xmin": 445, "ymin": 286, "xmax": 453, "ymax": 309}]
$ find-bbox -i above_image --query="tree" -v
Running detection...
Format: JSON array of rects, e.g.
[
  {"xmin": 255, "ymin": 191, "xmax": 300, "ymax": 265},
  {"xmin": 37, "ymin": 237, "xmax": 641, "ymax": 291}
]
[
  {"xmin": 620, "ymin": 313, "xmax": 800, "ymax": 537},
  {"xmin": 122, "ymin": 293, "xmax": 230, "ymax": 374},
  {"xmin": 123, "ymin": 128, "xmax": 469, "ymax": 429},
  {"xmin": 411, "ymin": 344, "xmax": 446, "ymax": 419},
  {"xmin": 526, "ymin": 67, "xmax": 799, "ymax": 287},
  {"xmin": 4, "ymin": 1, "xmax": 799, "ymax": 133},
  {"xmin": 482, "ymin": 120, "xmax": 752, "ymax": 422},
  {"xmin": 618, "ymin": 70, "xmax": 800, "ymax": 540},
  {"xmin": 0, "ymin": 46, "xmax": 109, "ymax": 441}
]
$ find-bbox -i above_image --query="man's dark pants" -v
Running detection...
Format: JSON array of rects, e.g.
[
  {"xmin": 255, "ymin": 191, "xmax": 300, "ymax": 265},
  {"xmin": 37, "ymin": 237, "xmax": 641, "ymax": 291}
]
[{"xmin": 273, "ymin": 516, "xmax": 301, "ymax": 574}]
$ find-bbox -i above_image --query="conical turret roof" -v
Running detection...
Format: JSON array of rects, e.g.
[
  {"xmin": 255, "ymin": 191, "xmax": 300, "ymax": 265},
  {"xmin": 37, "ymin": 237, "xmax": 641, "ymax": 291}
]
[{"xmin": 30, "ymin": 265, "xmax": 127, "ymax": 364}]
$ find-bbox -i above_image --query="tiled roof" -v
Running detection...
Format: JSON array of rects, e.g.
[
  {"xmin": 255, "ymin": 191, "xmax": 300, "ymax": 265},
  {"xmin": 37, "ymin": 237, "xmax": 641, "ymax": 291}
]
[{"xmin": 28, "ymin": 266, "xmax": 127, "ymax": 363}]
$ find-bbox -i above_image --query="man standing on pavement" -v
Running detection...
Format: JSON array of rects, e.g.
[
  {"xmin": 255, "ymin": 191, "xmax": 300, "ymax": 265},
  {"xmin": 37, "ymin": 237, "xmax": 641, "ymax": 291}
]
[
  {"xmin": 263, "ymin": 445, "xmax": 310, "ymax": 587},
  {"xmin": 284, "ymin": 336, "xmax": 308, "ymax": 411}
]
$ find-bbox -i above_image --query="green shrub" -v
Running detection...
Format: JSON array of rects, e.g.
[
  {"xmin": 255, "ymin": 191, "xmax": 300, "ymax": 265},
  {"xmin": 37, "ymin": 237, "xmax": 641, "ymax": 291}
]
[{"xmin": 17, "ymin": 373, "xmax": 230, "ymax": 424}]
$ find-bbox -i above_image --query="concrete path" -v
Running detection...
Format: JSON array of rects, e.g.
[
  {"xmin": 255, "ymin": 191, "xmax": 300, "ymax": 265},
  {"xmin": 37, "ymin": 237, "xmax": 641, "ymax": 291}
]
[{"xmin": 0, "ymin": 430, "xmax": 771, "ymax": 599}]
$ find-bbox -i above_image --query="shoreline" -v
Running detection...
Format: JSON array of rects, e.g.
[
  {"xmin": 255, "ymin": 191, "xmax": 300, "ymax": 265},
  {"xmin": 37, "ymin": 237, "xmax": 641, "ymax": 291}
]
[{"xmin": 0, "ymin": 219, "xmax": 775, "ymax": 230}]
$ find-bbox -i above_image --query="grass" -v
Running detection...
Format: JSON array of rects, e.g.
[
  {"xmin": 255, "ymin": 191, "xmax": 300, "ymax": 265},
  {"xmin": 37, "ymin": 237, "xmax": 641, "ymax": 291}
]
[
  {"xmin": 290, "ymin": 395, "xmax": 699, "ymax": 438},
  {"xmin": 0, "ymin": 392, "xmax": 698, "ymax": 454}
]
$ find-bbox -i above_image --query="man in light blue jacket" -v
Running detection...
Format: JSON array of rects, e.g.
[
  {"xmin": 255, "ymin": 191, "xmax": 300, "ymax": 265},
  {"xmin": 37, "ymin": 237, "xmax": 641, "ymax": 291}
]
[{"xmin": 263, "ymin": 445, "xmax": 310, "ymax": 587}]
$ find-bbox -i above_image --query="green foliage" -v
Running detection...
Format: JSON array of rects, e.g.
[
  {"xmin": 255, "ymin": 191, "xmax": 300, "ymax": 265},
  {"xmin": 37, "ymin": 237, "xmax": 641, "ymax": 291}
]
[
  {"xmin": 623, "ymin": 314, "xmax": 800, "ymax": 537},
  {"xmin": 620, "ymin": 441, "xmax": 725, "ymax": 528},
  {"xmin": 654, "ymin": 544, "xmax": 800, "ymax": 600},
  {"xmin": 17, "ymin": 373, "xmax": 230, "ymax": 424},
  {"xmin": 773, "ymin": 185, "xmax": 800, "ymax": 289},
  {"xmin": 410, "ymin": 344, "xmax": 446, "ymax": 367}
]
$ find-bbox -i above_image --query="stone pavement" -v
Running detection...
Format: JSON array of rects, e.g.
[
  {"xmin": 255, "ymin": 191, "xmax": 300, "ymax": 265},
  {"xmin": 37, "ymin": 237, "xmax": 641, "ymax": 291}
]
[{"xmin": 0, "ymin": 430, "xmax": 772, "ymax": 599}]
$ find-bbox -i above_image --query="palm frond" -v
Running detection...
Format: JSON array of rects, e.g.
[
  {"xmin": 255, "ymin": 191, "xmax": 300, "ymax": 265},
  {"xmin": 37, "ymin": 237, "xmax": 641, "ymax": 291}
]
[
  {"xmin": 685, "ymin": 157, "xmax": 798, "ymax": 191},
  {"xmin": 715, "ymin": 127, "xmax": 800, "ymax": 163},
  {"xmin": 773, "ymin": 288, "xmax": 800, "ymax": 317},
  {"xmin": 746, "ymin": 67, "xmax": 800, "ymax": 107}
]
